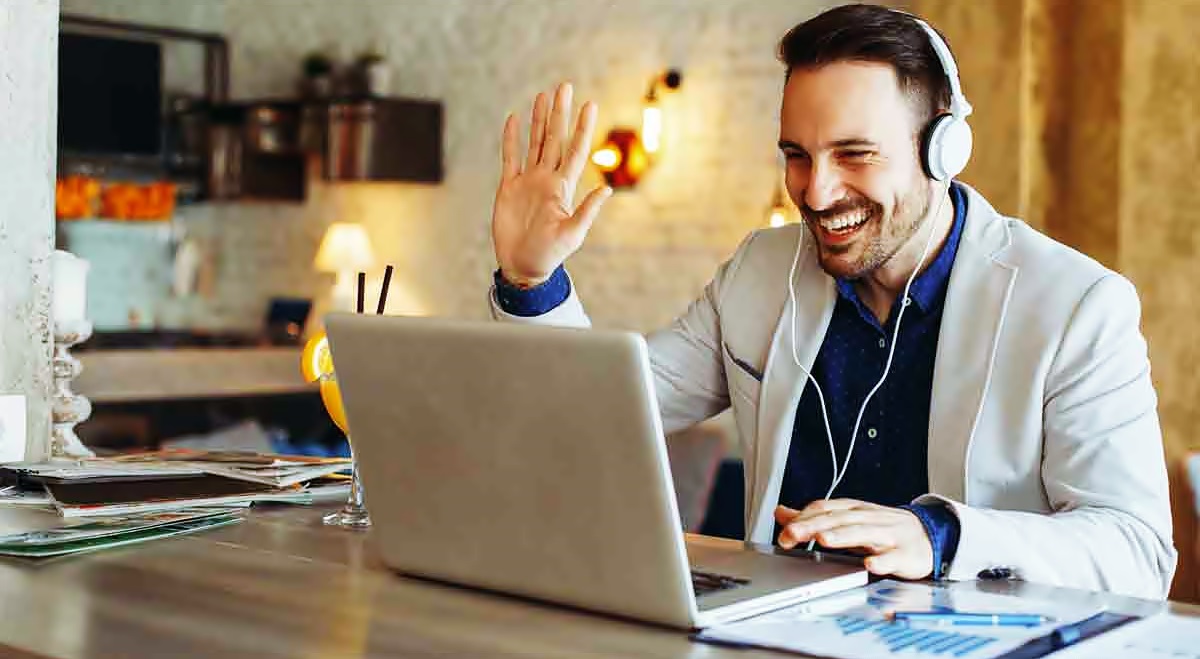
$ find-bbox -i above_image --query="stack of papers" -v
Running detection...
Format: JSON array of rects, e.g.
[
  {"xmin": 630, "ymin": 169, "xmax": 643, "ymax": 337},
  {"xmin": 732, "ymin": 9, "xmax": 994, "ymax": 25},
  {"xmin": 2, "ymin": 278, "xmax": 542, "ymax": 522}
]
[
  {"xmin": 1, "ymin": 451, "xmax": 351, "ymax": 518},
  {"xmin": 112, "ymin": 449, "xmax": 351, "ymax": 487},
  {"xmin": 0, "ymin": 451, "xmax": 352, "ymax": 559},
  {"xmin": 0, "ymin": 507, "xmax": 244, "ymax": 558}
]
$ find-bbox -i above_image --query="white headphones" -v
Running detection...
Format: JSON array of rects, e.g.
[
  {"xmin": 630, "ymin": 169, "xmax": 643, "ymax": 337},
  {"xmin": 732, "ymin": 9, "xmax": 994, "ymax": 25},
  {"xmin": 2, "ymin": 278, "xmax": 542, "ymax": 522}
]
[
  {"xmin": 785, "ymin": 12, "xmax": 968, "ymax": 517},
  {"xmin": 912, "ymin": 16, "xmax": 974, "ymax": 182}
]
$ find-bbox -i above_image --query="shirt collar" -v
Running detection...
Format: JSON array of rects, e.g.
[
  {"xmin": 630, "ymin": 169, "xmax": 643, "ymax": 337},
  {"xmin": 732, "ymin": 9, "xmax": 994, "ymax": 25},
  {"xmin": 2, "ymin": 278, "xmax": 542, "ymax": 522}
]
[{"xmin": 834, "ymin": 182, "xmax": 967, "ymax": 314}]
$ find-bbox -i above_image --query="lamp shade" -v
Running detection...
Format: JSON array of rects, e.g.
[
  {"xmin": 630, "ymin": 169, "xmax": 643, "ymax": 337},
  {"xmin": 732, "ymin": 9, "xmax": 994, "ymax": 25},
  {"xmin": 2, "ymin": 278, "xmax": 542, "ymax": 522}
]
[{"xmin": 314, "ymin": 222, "xmax": 375, "ymax": 273}]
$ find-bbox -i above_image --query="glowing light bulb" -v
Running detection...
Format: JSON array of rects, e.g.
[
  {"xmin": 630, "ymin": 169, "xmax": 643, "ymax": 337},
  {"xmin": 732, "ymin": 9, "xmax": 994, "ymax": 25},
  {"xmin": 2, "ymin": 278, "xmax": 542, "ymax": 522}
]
[
  {"xmin": 769, "ymin": 209, "xmax": 787, "ymax": 228},
  {"xmin": 642, "ymin": 105, "xmax": 663, "ymax": 154},
  {"xmin": 592, "ymin": 147, "xmax": 621, "ymax": 171}
]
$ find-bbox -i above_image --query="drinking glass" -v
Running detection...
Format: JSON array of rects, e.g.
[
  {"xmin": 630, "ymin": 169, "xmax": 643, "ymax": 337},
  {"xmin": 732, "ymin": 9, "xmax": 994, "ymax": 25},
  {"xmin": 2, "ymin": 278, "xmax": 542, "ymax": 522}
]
[{"xmin": 302, "ymin": 331, "xmax": 370, "ymax": 529}]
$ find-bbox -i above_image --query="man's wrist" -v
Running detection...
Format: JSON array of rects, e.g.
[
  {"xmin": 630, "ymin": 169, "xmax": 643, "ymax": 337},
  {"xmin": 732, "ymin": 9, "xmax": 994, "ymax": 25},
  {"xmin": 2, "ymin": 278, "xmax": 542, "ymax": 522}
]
[
  {"xmin": 498, "ymin": 267, "xmax": 551, "ymax": 290},
  {"xmin": 493, "ymin": 265, "xmax": 570, "ymax": 317},
  {"xmin": 902, "ymin": 502, "xmax": 961, "ymax": 580}
]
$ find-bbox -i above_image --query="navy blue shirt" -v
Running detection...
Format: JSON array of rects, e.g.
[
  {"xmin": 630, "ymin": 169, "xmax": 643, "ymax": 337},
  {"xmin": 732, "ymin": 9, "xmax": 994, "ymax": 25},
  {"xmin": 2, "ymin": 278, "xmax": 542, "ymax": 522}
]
[
  {"xmin": 494, "ymin": 184, "xmax": 967, "ymax": 578},
  {"xmin": 776, "ymin": 184, "xmax": 967, "ymax": 577}
]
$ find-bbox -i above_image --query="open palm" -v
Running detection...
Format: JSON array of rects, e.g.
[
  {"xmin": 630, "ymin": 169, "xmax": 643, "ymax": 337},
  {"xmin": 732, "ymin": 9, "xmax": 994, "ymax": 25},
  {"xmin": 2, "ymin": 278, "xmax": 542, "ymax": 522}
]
[{"xmin": 492, "ymin": 83, "xmax": 612, "ymax": 287}]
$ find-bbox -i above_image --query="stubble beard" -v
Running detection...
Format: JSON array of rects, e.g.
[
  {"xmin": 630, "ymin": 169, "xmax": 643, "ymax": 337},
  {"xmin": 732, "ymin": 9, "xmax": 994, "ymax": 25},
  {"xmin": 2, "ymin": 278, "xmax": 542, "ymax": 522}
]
[{"xmin": 804, "ymin": 175, "xmax": 933, "ymax": 281}]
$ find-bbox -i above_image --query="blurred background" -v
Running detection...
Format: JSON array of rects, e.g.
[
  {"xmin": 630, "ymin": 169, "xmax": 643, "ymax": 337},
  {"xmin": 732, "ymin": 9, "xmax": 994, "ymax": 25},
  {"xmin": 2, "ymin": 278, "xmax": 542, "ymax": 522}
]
[{"xmin": 18, "ymin": 0, "xmax": 1200, "ymax": 596}]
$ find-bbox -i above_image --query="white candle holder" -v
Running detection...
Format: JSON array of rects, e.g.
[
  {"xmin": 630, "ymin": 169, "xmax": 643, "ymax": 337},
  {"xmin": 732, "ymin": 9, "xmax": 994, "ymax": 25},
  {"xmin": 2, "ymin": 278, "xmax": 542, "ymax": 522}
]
[{"xmin": 51, "ymin": 319, "xmax": 96, "ymax": 460}]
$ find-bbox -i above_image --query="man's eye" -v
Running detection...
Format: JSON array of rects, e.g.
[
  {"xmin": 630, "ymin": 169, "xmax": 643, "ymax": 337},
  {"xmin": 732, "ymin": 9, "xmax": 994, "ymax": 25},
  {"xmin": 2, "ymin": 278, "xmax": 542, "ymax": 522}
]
[
  {"xmin": 784, "ymin": 152, "xmax": 809, "ymax": 161},
  {"xmin": 841, "ymin": 150, "xmax": 873, "ymax": 159}
]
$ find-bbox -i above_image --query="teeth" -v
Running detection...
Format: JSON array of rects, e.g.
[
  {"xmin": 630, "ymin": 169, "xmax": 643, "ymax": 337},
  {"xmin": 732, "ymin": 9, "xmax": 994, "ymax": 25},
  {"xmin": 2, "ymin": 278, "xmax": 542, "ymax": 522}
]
[{"xmin": 820, "ymin": 211, "xmax": 869, "ymax": 232}]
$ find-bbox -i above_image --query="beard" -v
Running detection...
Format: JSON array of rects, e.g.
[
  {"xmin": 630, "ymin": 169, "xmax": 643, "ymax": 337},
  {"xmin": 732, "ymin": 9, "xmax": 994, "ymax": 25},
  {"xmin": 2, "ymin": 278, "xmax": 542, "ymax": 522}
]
[{"xmin": 800, "ymin": 175, "xmax": 933, "ymax": 281}]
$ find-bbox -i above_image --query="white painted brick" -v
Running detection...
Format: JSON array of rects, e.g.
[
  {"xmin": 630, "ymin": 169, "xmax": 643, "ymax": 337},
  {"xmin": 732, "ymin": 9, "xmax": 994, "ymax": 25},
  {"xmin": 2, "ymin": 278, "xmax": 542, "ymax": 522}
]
[{"xmin": 60, "ymin": 0, "xmax": 834, "ymax": 334}]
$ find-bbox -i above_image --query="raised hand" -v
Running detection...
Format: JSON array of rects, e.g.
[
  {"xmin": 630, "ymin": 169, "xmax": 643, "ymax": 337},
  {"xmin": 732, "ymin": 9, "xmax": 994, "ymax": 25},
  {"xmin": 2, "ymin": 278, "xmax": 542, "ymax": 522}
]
[{"xmin": 492, "ymin": 82, "xmax": 613, "ymax": 288}]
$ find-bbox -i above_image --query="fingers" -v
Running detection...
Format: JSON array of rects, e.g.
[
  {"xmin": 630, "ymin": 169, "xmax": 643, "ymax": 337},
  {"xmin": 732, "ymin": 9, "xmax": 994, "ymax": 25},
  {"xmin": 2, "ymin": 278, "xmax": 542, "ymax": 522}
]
[
  {"xmin": 780, "ymin": 510, "xmax": 887, "ymax": 544},
  {"xmin": 561, "ymin": 101, "xmax": 598, "ymax": 183},
  {"xmin": 774, "ymin": 500, "xmax": 892, "ymax": 549},
  {"xmin": 804, "ymin": 498, "xmax": 876, "ymax": 515},
  {"xmin": 525, "ymin": 92, "xmax": 548, "ymax": 171},
  {"xmin": 814, "ymin": 524, "xmax": 898, "ymax": 553},
  {"xmin": 773, "ymin": 505, "xmax": 801, "ymax": 525},
  {"xmin": 501, "ymin": 113, "xmax": 520, "ymax": 182},
  {"xmin": 863, "ymin": 551, "xmax": 902, "ymax": 576},
  {"xmin": 540, "ymin": 82, "xmax": 573, "ymax": 169},
  {"xmin": 562, "ymin": 185, "xmax": 612, "ymax": 244}
]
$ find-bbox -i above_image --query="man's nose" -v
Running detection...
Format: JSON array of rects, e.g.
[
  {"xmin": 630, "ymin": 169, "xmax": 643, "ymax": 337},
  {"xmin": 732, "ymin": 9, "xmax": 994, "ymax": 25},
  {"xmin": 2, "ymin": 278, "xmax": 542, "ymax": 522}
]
[{"xmin": 804, "ymin": 160, "xmax": 845, "ymax": 211}]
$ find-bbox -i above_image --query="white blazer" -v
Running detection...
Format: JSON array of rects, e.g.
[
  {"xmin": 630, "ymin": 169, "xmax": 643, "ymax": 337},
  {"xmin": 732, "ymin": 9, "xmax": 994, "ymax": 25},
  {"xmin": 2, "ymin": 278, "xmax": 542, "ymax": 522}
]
[{"xmin": 491, "ymin": 184, "xmax": 1176, "ymax": 599}]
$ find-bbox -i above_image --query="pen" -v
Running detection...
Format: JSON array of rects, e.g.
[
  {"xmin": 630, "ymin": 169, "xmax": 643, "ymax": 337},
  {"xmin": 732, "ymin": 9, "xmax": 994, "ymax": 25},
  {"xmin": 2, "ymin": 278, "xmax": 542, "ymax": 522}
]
[{"xmin": 890, "ymin": 611, "xmax": 1052, "ymax": 627}]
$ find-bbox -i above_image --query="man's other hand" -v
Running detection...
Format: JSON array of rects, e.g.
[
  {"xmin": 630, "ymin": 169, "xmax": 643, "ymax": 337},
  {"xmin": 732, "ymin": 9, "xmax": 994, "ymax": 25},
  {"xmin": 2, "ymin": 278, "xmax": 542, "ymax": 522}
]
[
  {"xmin": 492, "ymin": 82, "xmax": 612, "ymax": 288},
  {"xmin": 774, "ymin": 499, "xmax": 933, "ymax": 579}
]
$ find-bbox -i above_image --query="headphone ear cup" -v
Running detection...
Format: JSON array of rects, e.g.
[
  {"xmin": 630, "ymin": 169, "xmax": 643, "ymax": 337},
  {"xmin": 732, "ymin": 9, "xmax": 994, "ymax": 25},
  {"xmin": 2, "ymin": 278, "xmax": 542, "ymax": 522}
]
[{"xmin": 921, "ymin": 114, "xmax": 973, "ymax": 181}]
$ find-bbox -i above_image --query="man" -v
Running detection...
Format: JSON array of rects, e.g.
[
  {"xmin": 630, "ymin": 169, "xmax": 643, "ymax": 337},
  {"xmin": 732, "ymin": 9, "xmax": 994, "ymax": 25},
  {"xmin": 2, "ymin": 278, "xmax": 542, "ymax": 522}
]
[{"xmin": 487, "ymin": 4, "xmax": 1175, "ymax": 598}]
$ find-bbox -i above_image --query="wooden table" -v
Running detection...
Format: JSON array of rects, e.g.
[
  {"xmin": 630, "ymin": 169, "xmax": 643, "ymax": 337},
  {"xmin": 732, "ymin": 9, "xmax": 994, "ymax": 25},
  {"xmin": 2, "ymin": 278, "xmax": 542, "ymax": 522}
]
[{"xmin": 0, "ymin": 505, "xmax": 1194, "ymax": 658}]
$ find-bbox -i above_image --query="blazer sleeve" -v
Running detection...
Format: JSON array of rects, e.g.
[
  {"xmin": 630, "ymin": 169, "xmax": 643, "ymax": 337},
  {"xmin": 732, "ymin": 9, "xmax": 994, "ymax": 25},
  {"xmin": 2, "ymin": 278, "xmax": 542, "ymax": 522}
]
[
  {"xmin": 488, "ymin": 233, "xmax": 761, "ymax": 435},
  {"xmin": 918, "ymin": 274, "xmax": 1177, "ymax": 599}
]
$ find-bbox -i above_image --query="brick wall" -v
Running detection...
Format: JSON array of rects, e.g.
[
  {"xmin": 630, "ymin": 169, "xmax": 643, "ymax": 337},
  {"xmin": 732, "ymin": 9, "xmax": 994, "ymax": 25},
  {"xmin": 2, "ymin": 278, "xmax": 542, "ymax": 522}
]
[{"xmin": 61, "ymin": 0, "xmax": 839, "ymax": 333}]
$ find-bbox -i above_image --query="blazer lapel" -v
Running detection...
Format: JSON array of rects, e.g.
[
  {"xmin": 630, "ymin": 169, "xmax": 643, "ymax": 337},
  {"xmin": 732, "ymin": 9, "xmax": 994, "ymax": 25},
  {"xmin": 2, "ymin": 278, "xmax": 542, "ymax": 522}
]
[
  {"xmin": 747, "ymin": 239, "xmax": 836, "ymax": 542},
  {"xmin": 927, "ymin": 186, "xmax": 1017, "ymax": 503}
]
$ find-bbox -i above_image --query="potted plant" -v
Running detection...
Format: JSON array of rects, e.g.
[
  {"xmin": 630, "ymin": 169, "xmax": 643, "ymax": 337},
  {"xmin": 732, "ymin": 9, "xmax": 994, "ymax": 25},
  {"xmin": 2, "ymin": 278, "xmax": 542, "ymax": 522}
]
[
  {"xmin": 355, "ymin": 48, "xmax": 388, "ymax": 96},
  {"xmin": 302, "ymin": 51, "xmax": 335, "ymax": 98}
]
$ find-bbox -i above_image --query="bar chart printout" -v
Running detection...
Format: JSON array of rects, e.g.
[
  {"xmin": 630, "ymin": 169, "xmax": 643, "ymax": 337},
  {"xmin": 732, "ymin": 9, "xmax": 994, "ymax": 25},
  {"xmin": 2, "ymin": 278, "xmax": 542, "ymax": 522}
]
[{"xmin": 696, "ymin": 580, "xmax": 1105, "ymax": 659}]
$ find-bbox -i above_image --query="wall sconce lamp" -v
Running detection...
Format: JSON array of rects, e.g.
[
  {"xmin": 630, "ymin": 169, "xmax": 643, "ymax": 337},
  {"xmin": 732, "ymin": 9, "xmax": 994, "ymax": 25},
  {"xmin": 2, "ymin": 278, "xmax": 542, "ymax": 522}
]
[{"xmin": 591, "ymin": 69, "xmax": 683, "ymax": 189}]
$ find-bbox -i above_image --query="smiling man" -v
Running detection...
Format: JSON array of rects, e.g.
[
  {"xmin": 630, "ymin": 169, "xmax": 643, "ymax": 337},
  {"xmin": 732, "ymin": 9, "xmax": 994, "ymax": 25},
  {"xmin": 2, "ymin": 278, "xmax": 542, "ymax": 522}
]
[{"xmin": 487, "ymin": 4, "xmax": 1175, "ymax": 598}]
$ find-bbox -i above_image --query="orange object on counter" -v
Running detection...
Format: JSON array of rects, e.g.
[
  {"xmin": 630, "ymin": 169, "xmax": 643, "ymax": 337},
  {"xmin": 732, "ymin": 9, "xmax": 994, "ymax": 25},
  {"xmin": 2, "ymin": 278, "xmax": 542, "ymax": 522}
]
[
  {"xmin": 100, "ymin": 181, "xmax": 176, "ymax": 220},
  {"xmin": 55, "ymin": 176, "xmax": 101, "ymax": 220},
  {"xmin": 56, "ymin": 177, "xmax": 177, "ymax": 221}
]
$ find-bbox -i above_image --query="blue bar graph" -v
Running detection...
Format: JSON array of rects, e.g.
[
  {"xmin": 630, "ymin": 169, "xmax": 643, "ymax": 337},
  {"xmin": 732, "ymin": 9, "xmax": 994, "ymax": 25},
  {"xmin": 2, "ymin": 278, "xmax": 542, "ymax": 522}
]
[{"xmin": 833, "ymin": 615, "xmax": 997, "ymax": 656}]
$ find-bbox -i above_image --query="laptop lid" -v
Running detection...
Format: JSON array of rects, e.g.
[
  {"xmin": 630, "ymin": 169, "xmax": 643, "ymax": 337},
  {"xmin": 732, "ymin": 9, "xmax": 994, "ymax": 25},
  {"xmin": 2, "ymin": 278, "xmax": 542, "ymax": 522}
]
[{"xmin": 326, "ymin": 313, "xmax": 700, "ymax": 628}]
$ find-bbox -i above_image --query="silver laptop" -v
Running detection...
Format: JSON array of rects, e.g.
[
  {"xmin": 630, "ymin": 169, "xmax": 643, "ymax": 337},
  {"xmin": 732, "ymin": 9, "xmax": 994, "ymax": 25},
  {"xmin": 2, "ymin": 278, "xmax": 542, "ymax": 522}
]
[{"xmin": 325, "ymin": 313, "xmax": 866, "ymax": 629}]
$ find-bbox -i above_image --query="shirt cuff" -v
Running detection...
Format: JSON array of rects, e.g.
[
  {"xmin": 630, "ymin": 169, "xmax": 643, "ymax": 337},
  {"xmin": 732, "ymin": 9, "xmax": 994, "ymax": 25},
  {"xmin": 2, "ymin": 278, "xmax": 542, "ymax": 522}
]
[
  {"xmin": 902, "ymin": 502, "xmax": 961, "ymax": 580},
  {"xmin": 493, "ymin": 265, "xmax": 570, "ymax": 317}
]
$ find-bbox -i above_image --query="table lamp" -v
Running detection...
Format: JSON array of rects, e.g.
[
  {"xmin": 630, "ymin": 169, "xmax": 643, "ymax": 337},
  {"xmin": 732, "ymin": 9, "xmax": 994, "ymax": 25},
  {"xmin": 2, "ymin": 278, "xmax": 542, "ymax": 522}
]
[{"xmin": 314, "ymin": 223, "xmax": 375, "ymax": 312}]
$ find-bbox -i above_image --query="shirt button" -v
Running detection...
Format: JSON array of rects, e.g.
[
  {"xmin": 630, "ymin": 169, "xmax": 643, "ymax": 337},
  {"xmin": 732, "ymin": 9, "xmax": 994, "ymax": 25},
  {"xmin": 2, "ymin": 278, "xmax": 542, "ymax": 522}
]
[
  {"xmin": 867, "ymin": 428, "xmax": 877, "ymax": 439},
  {"xmin": 903, "ymin": 296, "xmax": 912, "ymax": 307},
  {"xmin": 878, "ymin": 338, "xmax": 886, "ymax": 348}
]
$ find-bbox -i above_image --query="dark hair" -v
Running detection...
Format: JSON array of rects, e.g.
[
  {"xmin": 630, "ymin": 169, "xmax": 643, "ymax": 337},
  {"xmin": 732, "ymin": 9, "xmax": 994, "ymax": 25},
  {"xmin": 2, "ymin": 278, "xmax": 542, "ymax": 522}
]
[{"xmin": 778, "ymin": 3, "xmax": 953, "ymax": 128}]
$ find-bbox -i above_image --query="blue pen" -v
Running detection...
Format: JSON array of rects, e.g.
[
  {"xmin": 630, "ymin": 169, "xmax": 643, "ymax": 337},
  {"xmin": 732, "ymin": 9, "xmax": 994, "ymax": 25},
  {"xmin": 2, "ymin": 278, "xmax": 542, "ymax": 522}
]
[{"xmin": 891, "ymin": 611, "xmax": 1052, "ymax": 627}]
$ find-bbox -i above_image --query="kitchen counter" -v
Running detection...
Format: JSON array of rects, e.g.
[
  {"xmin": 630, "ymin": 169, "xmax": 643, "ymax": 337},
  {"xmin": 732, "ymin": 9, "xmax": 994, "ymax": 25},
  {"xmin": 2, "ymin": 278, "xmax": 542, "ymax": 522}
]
[{"xmin": 75, "ymin": 347, "xmax": 314, "ymax": 404}]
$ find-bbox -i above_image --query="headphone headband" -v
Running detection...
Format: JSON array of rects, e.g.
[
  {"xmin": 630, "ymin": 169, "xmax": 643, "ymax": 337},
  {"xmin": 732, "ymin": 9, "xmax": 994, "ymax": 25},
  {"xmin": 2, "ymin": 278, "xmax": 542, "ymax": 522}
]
[{"xmin": 908, "ymin": 16, "xmax": 973, "ymax": 119}]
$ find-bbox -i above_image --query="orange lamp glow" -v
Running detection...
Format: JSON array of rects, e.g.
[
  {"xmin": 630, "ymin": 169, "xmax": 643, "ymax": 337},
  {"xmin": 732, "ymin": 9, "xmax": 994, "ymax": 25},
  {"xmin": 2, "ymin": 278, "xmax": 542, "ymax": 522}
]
[
  {"xmin": 591, "ymin": 145, "xmax": 621, "ymax": 171},
  {"xmin": 591, "ymin": 128, "xmax": 648, "ymax": 188}
]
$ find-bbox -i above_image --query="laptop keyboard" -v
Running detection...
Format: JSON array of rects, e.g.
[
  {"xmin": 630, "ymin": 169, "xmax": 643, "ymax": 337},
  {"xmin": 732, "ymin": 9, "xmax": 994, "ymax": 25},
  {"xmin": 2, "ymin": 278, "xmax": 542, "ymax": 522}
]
[{"xmin": 691, "ymin": 569, "xmax": 751, "ymax": 597}]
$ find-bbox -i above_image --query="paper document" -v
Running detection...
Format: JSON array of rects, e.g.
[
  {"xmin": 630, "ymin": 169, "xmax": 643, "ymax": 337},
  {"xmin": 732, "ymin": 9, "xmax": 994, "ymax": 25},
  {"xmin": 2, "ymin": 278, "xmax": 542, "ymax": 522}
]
[
  {"xmin": 0, "ymin": 507, "xmax": 238, "ymax": 547},
  {"xmin": 0, "ymin": 506, "xmax": 245, "ymax": 558},
  {"xmin": 1050, "ymin": 612, "xmax": 1200, "ymax": 658},
  {"xmin": 0, "ymin": 484, "xmax": 52, "ymax": 507},
  {"xmin": 3, "ymin": 461, "xmax": 203, "ymax": 481},
  {"xmin": 0, "ymin": 512, "xmax": 244, "ymax": 558},
  {"xmin": 111, "ymin": 450, "xmax": 352, "ymax": 487},
  {"xmin": 696, "ymin": 581, "xmax": 1104, "ymax": 659}
]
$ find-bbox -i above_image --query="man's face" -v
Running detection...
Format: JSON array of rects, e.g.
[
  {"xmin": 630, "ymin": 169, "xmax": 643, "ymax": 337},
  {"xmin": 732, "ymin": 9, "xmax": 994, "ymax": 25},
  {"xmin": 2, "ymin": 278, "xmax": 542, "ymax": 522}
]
[{"xmin": 779, "ymin": 61, "xmax": 932, "ymax": 280}]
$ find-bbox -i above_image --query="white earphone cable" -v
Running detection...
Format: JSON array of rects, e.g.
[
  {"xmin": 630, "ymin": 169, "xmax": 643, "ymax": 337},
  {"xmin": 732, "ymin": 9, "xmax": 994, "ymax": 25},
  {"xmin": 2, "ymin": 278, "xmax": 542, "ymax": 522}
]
[{"xmin": 787, "ymin": 184, "xmax": 953, "ymax": 548}]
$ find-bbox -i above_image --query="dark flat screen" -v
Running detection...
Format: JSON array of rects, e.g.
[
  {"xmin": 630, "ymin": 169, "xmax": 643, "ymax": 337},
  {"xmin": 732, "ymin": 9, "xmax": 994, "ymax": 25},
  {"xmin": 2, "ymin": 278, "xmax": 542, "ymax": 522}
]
[{"xmin": 58, "ymin": 33, "xmax": 162, "ymax": 155}]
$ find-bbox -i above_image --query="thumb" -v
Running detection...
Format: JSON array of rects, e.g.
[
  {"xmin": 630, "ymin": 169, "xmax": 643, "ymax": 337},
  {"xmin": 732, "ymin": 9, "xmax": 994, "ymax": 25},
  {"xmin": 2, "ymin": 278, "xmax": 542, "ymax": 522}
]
[{"xmin": 562, "ymin": 185, "xmax": 612, "ymax": 242}]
